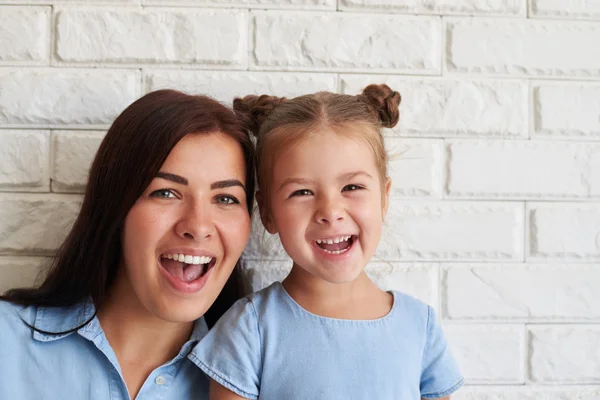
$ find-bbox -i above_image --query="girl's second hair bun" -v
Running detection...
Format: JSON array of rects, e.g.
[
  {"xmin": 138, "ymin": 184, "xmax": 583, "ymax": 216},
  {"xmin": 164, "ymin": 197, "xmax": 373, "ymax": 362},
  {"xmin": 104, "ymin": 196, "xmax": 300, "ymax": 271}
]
[
  {"xmin": 233, "ymin": 94, "xmax": 286, "ymax": 138},
  {"xmin": 361, "ymin": 84, "xmax": 401, "ymax": 128}
]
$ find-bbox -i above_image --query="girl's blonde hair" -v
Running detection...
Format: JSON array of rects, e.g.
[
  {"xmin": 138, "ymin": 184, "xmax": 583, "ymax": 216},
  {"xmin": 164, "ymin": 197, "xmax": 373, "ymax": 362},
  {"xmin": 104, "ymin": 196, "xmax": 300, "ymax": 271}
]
[{"xmin": 233, "ymin": 84, "xmax": 401, "ymax": 203}]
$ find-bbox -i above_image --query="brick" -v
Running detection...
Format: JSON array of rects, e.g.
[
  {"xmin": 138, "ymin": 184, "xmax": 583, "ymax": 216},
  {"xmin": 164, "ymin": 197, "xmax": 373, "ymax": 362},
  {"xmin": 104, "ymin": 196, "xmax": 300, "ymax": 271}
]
[
  {"xmin": 241, "ymin": 260, "xmax": 291, "ymax": 292},
  {"xmin": 244, "ymin": 212, "xmax": 289, "ymax": 260},
  {"xmin": 533, "ymin": 82, "xmax": 600, "ymax": 140},
  {"xmin": 0, "ymin": 69, "xmax": 140, "ymax": 127},
  {"xmin": 340, "ymin": 0, "xmax": 525, "ymax": 16},
  {"xmin": 444, "ymin": 264, "xmax": 600, "ymax": 320},
  {"xmin": 379, "ymin": 201, "xmax": 524, "ymax": 261},
  {"xmin": 0, "ymin": 7, "xmax": 49, "ymax": 64},
  {"xmin": 242, "ymin": 260, "xmax": 438, "ymax": 306},
  {"xmin": 446, "ymin": 18, "xmax": 600, "ymax": 78},
  {"xmin": 444, "ymin": 324, "xmax": 525, "ymax": 383},
  {"xmin": 0, "ymin": 256, "xmax": 46, "ymax": 293},
  {"xmin": 0, "ymin": 194, "xmax": 81, "ymax": 255},
  {"xmin": 143, "ymin": 0, "xmax": 334, "ymax": 8},
  {"xmin": 365, "ymin": 263, "xmax": 438, "ymax": 306},
  {"xmin": 529, "ymin": 325, "xmax": 600, "ymax": 383},
  {"xmin": 446, "ymin": 140, "xmax": 599, "ymax": 199},
  {"xmin": 341, "ymin": 76, "xmax": 527, "ymax": 137},
  {"xmin": 592, "ymin": 150, "xmax": 600, "ymax": 196},
  {"xmin": 385, "ymin": 138, "xmax": 442, "ymax": 198},
  {"xmin": 3, "ymin": 1, "xmax": 139, "ymax": 3},
  {"xmin": 454, "ymin": 386, "xmax": 600, "ymax": 400},
  {"xmin": 253, "ymin": 12, "xmax": 441, "ymax": 74},
  {"xmin": 528, "ymin": 203, "xmax": 600, "ymax": 261},
  {"xmin": 56, "ymin": 9, "xmax": 247, "ymax": 66},
  {"xmin": 530, "ymin": 0, "xmax": 600, "ymax": 21},
  {"xmin": 144, "ymin": 70, "xmax": 337, "ymax": 104},
  {"xmin": 52, "ymin": 131, "xmax": 105, "ymax": 193},
  {"xmin": 0, "ymin": 130, "xmax": 49, "ymax": 191}
]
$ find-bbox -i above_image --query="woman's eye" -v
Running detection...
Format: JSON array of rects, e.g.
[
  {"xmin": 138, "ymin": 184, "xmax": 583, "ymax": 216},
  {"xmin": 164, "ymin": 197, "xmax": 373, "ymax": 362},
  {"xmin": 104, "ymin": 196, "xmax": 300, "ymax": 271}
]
[
  {"xmin": 216, "ymin": 195, "xmax": 240, "ymax": 205},
  {"xmin": 150, "ymin": 189, "xmax": 177, "ymax": 199},
  {"xmin": 291, "ymin": 189, "xmax": 313, "ymax": 197},
  {"xmin": 342, "ymin": 184, "xmax": 363, "ymax": 192}
]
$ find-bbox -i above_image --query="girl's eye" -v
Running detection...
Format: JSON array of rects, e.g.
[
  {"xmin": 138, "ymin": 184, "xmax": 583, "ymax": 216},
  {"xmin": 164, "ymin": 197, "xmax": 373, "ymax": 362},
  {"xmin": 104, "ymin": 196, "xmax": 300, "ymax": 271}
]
[
  {"xmin": 150, "ymin": 189, "xmax": 178, "ymax": 199},
  {"xmin": 342, "ymin": 184, "xmax": 363, "ymax": 192},
  {"xmin": 291, "ymin": 189, "xmax": 313, "ymax": 197},
  {"xmin": 215, "ymin": 195, "xmax": 240, "ymax": 205}
]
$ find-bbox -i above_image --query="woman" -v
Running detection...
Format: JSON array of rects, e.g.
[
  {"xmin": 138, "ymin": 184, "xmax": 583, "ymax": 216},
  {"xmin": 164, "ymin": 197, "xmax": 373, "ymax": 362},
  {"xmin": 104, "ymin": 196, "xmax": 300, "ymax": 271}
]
[{"xmin": 0, "ymin": 89, "xmax": 255, "ymax": 399}]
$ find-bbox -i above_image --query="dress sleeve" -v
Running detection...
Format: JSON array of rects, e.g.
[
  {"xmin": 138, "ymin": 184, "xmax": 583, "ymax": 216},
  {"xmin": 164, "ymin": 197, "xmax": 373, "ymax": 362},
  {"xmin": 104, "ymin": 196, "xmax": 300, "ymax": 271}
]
[
  {"xmin": 420, "ymin": 306, "xmax": 463, "ymax": 399},
  {"xmin": 188, "ymin": 298, "xmax": 262, "ymax": 400}
]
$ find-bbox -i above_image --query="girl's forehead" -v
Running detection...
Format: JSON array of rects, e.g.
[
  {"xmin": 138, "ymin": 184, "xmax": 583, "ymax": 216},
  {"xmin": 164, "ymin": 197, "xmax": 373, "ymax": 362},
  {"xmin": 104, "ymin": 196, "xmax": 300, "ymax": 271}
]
[{"xmin": 273, "ymin": 132, "xmax": 379, "ymax": 175}]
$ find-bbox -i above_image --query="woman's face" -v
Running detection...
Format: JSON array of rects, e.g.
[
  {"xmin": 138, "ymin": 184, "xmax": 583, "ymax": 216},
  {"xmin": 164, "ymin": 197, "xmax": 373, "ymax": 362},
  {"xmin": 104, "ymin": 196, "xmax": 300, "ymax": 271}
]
[{"xmin": 121, "ymin": 132, "xmax": 250, "ymax": 323}]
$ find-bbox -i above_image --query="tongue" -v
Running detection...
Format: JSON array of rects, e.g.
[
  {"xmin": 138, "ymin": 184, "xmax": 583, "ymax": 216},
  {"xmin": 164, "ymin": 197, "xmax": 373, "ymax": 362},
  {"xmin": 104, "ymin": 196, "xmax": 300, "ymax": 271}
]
[
  {"xmin": 162, "ymin": 259, "xmax": 205, "ymax": 282},
  {"xmin": 319, "ymin": 240, "xmax": 350, "ymax": 251}
]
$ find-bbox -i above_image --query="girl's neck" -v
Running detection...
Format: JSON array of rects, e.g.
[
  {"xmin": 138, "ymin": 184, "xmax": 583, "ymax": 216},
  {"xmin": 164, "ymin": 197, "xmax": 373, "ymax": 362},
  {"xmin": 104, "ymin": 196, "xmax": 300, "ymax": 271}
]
[
  {"xmin": 282, "ymin": 264, "xmax": 393, "ymax": 320},
  {"xmin": 97, "ymin": 269, "xmax": 193, "ymax": 368}
]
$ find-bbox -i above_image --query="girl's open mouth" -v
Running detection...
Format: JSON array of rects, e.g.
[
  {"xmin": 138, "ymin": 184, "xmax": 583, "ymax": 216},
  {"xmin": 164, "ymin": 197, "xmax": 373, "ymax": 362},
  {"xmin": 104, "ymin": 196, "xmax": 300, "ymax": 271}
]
[
  {"xmin": 159, "ymin": 253, "xmax": 216, "ymax": 283},
  {"xmin": 315, "ymin": 235, "xmax": 356, "ymax": 255}
]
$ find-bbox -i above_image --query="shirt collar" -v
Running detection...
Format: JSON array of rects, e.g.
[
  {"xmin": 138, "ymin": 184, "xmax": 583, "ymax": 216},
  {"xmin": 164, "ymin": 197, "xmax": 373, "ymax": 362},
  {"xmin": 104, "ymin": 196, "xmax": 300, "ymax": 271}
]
[
  {"xmin": 23, "ymin": 299, "xmax": 209, "ymax": 345},
  {"xmin": 24, "ymin": 298, "xmax": 97, "ymax": 342}
]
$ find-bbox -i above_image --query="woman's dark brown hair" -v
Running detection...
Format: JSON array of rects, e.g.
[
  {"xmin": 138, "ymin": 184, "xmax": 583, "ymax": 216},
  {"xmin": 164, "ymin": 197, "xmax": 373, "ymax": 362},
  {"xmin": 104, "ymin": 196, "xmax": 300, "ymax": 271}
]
[{"xmin": 1, "ymin": 89, "xmax": 255, "ymax": 329}]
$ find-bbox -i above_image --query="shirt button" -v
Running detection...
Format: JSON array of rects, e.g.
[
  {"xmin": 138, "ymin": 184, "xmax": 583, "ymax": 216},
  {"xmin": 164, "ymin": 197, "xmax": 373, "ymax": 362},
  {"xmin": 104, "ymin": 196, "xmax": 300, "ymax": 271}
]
[{"xmin": 155, "ymin": 376, "xmax": 167, "ymax": 385}]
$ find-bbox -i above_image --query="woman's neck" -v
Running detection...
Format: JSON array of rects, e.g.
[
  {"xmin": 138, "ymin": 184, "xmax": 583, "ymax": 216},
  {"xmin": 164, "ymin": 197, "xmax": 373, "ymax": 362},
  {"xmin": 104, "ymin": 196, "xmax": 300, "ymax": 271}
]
[
  {"xmin": 282, "ymin": 264, "xmax": 392, "ymax": 320},
  {"xmin": 97, "ymin": 271, "xmax": 193, "ymax": 374}
]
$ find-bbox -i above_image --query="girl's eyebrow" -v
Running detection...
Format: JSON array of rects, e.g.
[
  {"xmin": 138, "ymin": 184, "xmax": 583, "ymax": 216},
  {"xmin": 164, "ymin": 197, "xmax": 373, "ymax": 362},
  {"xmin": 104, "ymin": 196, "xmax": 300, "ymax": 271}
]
[
  {"xmin": 278, "ymin": 178, "xmax": 312, "ymax": 191},
  {"xmin": 277, "ymin": 171, "xmax": 373, "ymax": 192},
  {"xmin": 340, "ymin": 171, "xmax": 374, "ymax": 181}
]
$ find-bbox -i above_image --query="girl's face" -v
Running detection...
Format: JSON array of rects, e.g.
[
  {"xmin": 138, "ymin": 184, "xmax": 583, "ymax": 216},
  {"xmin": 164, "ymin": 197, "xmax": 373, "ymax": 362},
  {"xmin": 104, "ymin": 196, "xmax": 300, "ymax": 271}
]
[
  {"xmin": 261, "ymin": 129, "xmax": 391, "ymax": 285},
  {"xmin": 121, "ymin": 132, "xmax": 250, "ymax": 323}
]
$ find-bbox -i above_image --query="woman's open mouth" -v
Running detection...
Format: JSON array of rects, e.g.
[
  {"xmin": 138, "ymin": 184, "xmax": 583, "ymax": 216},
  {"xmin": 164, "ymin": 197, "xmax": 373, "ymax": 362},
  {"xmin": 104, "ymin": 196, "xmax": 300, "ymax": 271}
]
[
  {"xmin": 315, "ymin": 235, "xmax": 356, "ymax": 255},
  {"xmin": 159, "ymin": 253, "xmax": 216, "ymax": 283}
]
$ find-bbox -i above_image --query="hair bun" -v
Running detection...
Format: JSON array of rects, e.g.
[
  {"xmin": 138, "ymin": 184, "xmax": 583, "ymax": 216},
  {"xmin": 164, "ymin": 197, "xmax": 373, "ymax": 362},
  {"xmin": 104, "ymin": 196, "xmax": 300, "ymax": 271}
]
[
  {"xmin": 361, "ymin": 84, "xmax": 401, "ymax": 128},
  {"xmin": 233, "ymin": 94, "xmax": 286, "ymax": 138}
]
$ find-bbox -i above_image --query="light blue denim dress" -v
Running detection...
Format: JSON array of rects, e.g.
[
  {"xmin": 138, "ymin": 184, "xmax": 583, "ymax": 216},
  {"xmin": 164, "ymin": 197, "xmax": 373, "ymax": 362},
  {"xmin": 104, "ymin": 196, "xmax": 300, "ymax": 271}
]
[
  {"xmin": 0, "ymin": 299, "xmax": 209, "ymax": 399},
  {"xmin": 190, "ymin": 282, "xmax": 463, "ymax": 399}
]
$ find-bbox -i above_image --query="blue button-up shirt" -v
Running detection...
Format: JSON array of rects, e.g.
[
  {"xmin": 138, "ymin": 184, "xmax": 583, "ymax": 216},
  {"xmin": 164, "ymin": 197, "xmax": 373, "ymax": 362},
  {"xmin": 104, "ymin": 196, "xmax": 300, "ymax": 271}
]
[{"xmin": 0, "ymin": 299, "xmax": 209, "ymax": 399}]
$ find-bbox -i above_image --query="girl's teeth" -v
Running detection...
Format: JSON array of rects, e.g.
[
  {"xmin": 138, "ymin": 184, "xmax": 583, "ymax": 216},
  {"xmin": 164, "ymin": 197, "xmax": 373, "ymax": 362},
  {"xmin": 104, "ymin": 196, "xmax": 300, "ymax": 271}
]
[
  {"xmin": 184, "ymin": 255, "xmax": 193, "ymax": 264},
  {"xmin": 322, "ymin": 248, "xmax": 350, "ymax": 255},
  {"xmin": 193, "ymin": 256, "xmax": 200, "ymax": 264},
  {"xmin": 316, "ymin": 236, "xmax": 351, "ymax": 245}
]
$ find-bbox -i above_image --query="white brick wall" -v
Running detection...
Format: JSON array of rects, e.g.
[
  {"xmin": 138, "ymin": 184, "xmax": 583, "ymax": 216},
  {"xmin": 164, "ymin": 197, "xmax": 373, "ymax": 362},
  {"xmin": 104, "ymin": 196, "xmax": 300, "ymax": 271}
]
[{"xmin": 1, "ymin": 0, "xmax": 599, "ymax": 395}]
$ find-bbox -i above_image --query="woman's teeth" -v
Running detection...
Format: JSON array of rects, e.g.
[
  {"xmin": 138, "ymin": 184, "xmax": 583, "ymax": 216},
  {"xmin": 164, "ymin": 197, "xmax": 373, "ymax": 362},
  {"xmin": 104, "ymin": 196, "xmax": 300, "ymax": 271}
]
[
  {"xmin": 161, "ymin": 253, "xmax": 212, "ymax": 265},
  {"xmin": 315, "ymin": 235, "xmax": 351, "ymax": 244}
]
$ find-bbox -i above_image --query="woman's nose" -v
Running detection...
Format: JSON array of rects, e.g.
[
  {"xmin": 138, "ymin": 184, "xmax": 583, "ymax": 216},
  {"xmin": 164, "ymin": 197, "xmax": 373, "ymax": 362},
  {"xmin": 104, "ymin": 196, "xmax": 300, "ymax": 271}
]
[{"xmin": 175, "ymin": 202, "xmax": 215, "ymax": 240}]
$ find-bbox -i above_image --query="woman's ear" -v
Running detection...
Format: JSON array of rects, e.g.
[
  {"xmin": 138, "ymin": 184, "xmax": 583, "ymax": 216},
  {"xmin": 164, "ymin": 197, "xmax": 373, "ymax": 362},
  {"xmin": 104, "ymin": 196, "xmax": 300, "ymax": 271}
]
[
  {"xmin": 256, "ymin": 190, "xmax": 277, "ymax": 234},
  {"xmin": 382, "ymin": 177, "xmax": 392, "ymax": 220}
]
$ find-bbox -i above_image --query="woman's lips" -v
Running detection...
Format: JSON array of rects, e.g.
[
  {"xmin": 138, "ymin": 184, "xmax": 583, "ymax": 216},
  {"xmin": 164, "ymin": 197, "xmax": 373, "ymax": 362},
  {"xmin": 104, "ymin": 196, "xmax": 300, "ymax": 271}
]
[{"xmin": 158, "ymin": 257, "xmax": 216, "ymax": 294}]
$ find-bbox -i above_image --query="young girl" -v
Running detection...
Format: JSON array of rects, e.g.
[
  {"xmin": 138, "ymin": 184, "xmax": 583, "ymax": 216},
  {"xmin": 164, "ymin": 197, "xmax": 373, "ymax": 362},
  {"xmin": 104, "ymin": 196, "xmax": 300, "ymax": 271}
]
[{"xmin": 189, "ymin": 85, "xmax": 463, "ymax": 399}]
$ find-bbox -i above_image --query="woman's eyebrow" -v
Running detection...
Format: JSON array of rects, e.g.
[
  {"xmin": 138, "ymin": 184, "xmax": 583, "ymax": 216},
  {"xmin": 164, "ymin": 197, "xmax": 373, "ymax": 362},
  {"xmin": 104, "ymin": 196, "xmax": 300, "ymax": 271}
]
[
  {"xmin": 211, "ymin": 179, "xmax": 245, "ymax": 191},
  {"xmin": 156, "ymin": 172, "xmax": 187, "ymax": 185}
]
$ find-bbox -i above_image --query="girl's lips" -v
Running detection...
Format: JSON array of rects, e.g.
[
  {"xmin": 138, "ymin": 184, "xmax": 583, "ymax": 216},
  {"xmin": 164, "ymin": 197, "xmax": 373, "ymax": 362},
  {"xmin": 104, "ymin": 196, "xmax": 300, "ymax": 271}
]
[{"xmin": 158, "ymin": 257, "xmax": 216, "ymax": 294}]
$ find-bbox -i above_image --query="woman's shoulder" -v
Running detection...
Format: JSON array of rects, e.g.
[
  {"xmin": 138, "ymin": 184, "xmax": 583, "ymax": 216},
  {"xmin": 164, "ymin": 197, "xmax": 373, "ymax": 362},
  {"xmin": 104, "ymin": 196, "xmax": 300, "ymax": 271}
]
[
  {"xmin": 0, "ymin": 300, "xmax": 32, "ymax": 324},
  {"xmin": 0, "ymin": 300, "xmax": 36, "ymax": 343}
]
